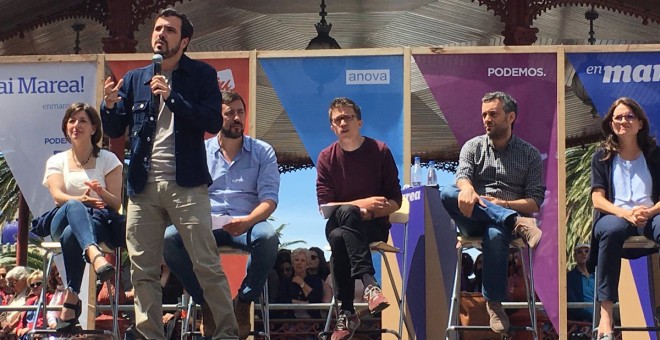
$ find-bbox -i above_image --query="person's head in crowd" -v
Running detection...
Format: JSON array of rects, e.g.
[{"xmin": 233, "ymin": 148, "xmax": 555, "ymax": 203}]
[
  {"xmin": 47, "ymin": 263, "xmax": 63, "ymax": 292},
  {"xmin": 0, "ymin": 266, "xmax": 9, "ymax": 292},
  {"xmin": 307, "ymin": 247, "xmax": 330, "ymax": 279},
  {"xmin": 26, "ymin": 270, "xmax": 44, "ymax": 297},
  {"xmin": 574, "ymin": 243, "xmax": 590, "ymax": 267},
  {"xmin": 600, "ymin": 97, "xmax": 655, "ymax": 160},
  {"xmin": 275, "ymin": 249, "xmax": 292, "ymax": 266},
  {"xmin": 278, "ymin": 262, "xmax": 293, "ymax": 280},
  {"xmin": 291, "ymin": 248, "xmax": 311, "ymax": 278},
  {"xmin": 6, "ymin": 266, "xmax": 29, "ymax": 295},
  {"xmin": 275, "ymin": 249, "xmax": 293, "ymax": 280}
]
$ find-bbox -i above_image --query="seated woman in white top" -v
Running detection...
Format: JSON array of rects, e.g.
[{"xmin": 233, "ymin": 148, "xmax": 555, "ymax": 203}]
[{"xmin": 42, "ymin": 103, "xmax": 123, "ymax": 333}]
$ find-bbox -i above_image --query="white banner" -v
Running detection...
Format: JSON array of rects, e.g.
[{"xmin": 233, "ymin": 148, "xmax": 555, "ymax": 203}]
[{"xmin": 0, "ymin": 61, "xmax": 98, "ymax": 216}]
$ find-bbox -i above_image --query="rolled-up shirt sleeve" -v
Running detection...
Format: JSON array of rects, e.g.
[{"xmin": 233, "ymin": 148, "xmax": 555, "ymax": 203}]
[{"xmin": 257, "ymin": 143, "xmax": 280, "ymax": 205}]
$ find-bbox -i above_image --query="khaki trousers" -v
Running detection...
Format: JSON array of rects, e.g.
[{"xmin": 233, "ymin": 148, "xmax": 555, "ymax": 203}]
[{"xmin": 126, "ymin": 181, "xmax": 238, "ymax": 339}]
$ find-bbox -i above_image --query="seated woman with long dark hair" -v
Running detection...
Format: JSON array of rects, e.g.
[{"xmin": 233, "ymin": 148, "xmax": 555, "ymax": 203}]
[
  {"xmin": 590, "ymin": 97, "xmax": 660, "ymax": 339},
  {"xmin": 42, "ymin": 102, "xmax": 123, "ymax": 332}
]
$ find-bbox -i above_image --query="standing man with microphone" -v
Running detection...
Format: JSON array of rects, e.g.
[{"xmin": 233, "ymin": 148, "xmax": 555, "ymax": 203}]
[{"xmin": 101, "ymin": 7, "xmax": 238, "ymax": 340}]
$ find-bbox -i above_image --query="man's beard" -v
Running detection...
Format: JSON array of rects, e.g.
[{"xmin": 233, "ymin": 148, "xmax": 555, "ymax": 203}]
[
  {"xmin": 486, "ymin": 124, "xmax": 507, "ymax": 140},
  {"xmin": 154, "ymin": 39, "xmax": 181, "ymax": 59},
  {"xmin": 221, "ymin": 124, "xmax": 243, "ymax": 139}
]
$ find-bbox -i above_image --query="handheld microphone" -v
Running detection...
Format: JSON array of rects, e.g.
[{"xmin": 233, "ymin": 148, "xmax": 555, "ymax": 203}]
[
  {"xmin": 152, "ymin": 53, "xmax": 163, "ymax": 75},
  {"xmin": 152, "ymin": 54, "xmax": 163, "ymax": 113}
]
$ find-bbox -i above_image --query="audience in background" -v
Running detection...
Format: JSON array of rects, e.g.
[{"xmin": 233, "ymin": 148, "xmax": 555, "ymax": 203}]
[
  {"xmin": 0, "ymin": 266, "xmax": 10, "ymax": 305},
  {"xmin": 307, "ymin": 247, "xmax": 330, "ymax": 282},
  {"xmin": 270, "ymin": 249, "xmax": 294, "ymax": 319},
  {"xmin": 16, "ymin": 270, "xmax": 48, "ymax": 339},
  {"xmin": 472, "ymin": 254, "xmax": 483, "ymax": 293},
  {"xmin": 0, "ymin": 266, "xmax": 30, "ymax": 337},
  {"xmin": 277, "ymin": 248, "xmax": 323, "ymax": 319},
  {"xmin": 47, "ymin": 264, "xmax": 66, "ymax": 330},
  {"xmin": 567, "ymin": 244, "xmax": 595, "ymax": 322},
  {"xmin": 461, "ymin": 252, "xmax": 474, "ymax": 292}
]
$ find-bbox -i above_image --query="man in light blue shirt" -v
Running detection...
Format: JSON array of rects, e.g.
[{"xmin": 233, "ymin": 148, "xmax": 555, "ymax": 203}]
[{"xmin": 164, "ymin": 91, "xmax": 280, "ymax": 339}]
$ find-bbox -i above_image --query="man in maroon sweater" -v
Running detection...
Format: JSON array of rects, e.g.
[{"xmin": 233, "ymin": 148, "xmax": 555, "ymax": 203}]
[{"xmin": 316, "ymin": 97, "xmax": 402, "ymax": 340}]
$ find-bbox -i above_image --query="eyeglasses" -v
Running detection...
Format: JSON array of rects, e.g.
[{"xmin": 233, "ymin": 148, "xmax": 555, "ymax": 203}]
[
  {"xmin": 576, "ymin": 249, "xmax": 589, "ymax": 254},
  {"xmin": 331, "ymin": 114, "xmax": 356, "ymax": 125},
  {"xmin": 29, "ymin": 281, "xmax": 43, "ymax": 288},
  {"xmin": 310, "ymin": 255, "xmax": 318, "ymax": 260},
  {"xmin": 612, "ymin": 113, "xmax": 638, "ymax": 123}
]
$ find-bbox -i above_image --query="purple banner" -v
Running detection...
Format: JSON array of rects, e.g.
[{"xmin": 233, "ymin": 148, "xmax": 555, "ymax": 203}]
[{"xmin": 414, "ymin": 53, "xmax": 560, "ymax": 330}]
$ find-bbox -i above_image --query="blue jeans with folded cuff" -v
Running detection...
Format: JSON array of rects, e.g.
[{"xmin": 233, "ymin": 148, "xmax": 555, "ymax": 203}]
[
  {"xmin": 440, "ymin": 185, "xmax": 518, "ymax": 302},
  {"xmin": 164, "ymin": 220, "xmax": 279, "ymax": 304},
  {"xmin": 50, "ymin": 200, "xmax": 102, "ymax": 293}
]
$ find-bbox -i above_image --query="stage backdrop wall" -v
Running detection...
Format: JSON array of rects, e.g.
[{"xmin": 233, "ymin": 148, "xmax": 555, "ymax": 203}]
[
  {"xmin": 259, "ymin": 55, "xmax": 404, "ymax": 179},
  {"xmin": 0, "ymin": 58, "xmax": 99, "ymax": 327},
  {"xmin": 0, "ymin": 60, "xmax": 98, "ymax": 216},
  {"xmin": 568, "ymin": 51, "xmax": 660, "ymax": 340},
  {"xmin": 413, "ymin": 52, "xmax": 560, "ymax": 330}
]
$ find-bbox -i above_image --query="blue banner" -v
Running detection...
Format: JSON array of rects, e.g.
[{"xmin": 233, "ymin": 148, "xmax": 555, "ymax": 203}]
[
  {"xmin": 259, "ymin": 56, "xmax": 404, "ymax": 180},
  {"xmin": 567, "ymin": 52, "xmax": 660, "ymax": 137},
  {"xmin": 568, "ymin": 51, "xmax": 660, "ymax": 338}
]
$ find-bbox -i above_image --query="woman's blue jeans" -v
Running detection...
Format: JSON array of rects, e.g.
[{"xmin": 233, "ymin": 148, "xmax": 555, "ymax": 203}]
[
  {"xmin": 50, "ymin": 200, "xmax": 102, "ymax": 293},
  {"xmin": 440, "ymin": 185, "xmax": 518, "ymax": 301}
]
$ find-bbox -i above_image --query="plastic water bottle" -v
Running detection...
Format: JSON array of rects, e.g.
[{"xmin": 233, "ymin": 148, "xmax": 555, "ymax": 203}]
[
  {"xmin": 411, "ymin": 156, "xmax": 422, "ymax": 187},
  {"xmin": 426, "ymin": 160, "xmax": 438, "ymax": 187}
]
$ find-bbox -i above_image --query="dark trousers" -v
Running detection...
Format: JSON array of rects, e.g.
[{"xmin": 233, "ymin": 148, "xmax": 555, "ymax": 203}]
[
  {"xmin": 326, "ymin": 205, "xmax": 389, "ymax": 311},
  {"xmin": 594, "ymin": 214, "xmax": 660, "ymax": 302}
]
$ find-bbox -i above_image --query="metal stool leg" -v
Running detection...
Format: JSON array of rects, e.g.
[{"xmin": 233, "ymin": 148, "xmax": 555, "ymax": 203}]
[
  {"xmin": 320, "ymin": 257, "xmax": 340, "ymax": 340},
  {"xmin": 29, "ymin": 250, "xmax": 56, "ymax": 340},
  {"xmin": 319, "ymin": 295, "xmax": 339, "ymax": 340},
  {"xmin": 592, "ymin": 266, "xmax": 600, "ymax": 337},
  {"xmin": 398, "ymin": 222, "xmax": 409, "ymax": 339},
  {"xmin": 110, "ymin": 247, "xmax": 121, "ymax": 340},
  {"xmin": 519, "ymin": 246, "xmax": 538, "ymax": 340},
  {"xmin": 181, "ymin": 293, "xmax": 198, "ymax": 340},
  {"xmin": 258, "ymin": 281, "xmax": 271, "ymax": 340},
  {"xmin": 445, "ymin": 245, "xmax": 463, "ymax": 340}
]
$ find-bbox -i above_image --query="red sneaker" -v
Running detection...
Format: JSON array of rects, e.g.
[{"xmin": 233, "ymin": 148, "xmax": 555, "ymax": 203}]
[
  {"xmin": 331, "ymin": 310, "xmax": 360, "ymax": 340},
  {"xmin": 363, "ymin": 285, "xmax": 390, "ymax": 314}
]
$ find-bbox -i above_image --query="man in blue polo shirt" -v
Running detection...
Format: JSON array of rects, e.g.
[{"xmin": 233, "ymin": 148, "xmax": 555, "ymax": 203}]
[{"xmin": 164, "ymin": 91, "xmax": 280, "ymax": 339}]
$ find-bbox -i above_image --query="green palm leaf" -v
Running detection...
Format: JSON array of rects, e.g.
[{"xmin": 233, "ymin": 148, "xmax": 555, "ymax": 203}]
[
  {"xmin": 275, "ymin": 222, "xmax": 307, "ymax": 250},
  {"xmin": 565, "ymin": 143, "xmax": 598, "ymax": 269},
  {"xmin": 0, "ymin": 154, "xmax": 19, "ymax": 226}
]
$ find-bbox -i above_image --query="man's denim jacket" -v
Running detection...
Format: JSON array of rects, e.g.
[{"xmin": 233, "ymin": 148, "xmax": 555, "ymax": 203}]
[{"xmin": 101, "ymin": 54, "xmax": 222, "ymax": 196}]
